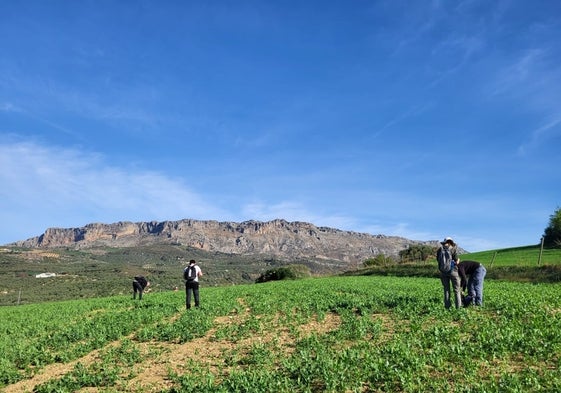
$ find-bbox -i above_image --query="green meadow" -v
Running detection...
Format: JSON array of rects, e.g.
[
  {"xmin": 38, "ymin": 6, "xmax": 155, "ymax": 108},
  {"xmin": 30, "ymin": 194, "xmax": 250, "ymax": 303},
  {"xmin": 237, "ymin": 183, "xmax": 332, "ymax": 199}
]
[
  {"xmin": 2, "ymin": 272, "xmax": 561, "ymax": 392},
  {"xmin": 462, "ymin": 245, "xmax": 558, "ymax": 267}
]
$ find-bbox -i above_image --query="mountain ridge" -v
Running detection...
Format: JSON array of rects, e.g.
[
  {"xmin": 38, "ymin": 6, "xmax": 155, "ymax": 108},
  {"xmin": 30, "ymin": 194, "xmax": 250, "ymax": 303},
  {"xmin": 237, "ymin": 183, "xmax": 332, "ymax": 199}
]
[{"xmin": 10, "ymin": 218, "xmax": 439, "ymax": 265}]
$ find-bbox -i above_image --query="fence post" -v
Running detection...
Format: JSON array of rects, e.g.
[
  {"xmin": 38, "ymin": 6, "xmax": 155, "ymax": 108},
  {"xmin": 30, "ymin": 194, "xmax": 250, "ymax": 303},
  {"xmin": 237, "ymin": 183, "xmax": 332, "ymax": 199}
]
[
  {"xmin": 489, "ymin": 251, "xmax": 497, "ymax": 268},
  {"xmin": 538, "ymin": 236, "xmax": 544, "ymax": 266}
]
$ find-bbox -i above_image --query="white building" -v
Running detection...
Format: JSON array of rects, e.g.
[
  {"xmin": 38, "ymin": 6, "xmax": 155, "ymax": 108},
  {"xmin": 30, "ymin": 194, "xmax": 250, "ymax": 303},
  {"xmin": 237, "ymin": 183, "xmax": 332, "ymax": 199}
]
[{"xmin": 35, "ymin": 273, "xmax": 57, "ymax": 278}]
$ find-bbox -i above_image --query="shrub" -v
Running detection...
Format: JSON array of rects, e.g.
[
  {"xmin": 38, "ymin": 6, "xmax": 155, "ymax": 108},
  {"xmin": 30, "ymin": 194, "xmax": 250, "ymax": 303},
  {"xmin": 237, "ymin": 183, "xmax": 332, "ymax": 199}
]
[
  {"xmin": 255, "ymin": 264, "xmax": 311, "ymax": 283},
  {"xmin": 363, "ymin": 254, "xmax": 393, "ymax": 267}
]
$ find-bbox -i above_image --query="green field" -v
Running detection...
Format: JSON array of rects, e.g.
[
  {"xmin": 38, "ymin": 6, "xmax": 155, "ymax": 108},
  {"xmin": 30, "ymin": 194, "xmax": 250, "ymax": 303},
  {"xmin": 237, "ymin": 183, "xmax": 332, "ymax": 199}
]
[
  {"xmin": 461, "ymin": 245, "xmax": 558, "ymax": 267},
  {"xmin": 2, "ymin": 275, "xmax": 561, "ymax": 392}
]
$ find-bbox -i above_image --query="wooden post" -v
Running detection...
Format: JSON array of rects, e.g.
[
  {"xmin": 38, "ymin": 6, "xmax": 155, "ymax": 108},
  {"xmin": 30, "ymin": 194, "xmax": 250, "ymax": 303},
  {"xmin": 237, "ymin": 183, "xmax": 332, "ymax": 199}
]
[
  {"xmin": 17, "ymin": 289, "xmax": 21, "ymax": 306},
  {"xmin": 490, "ymin": 251, "xmax": 497, "ymax": 268},
  {"xmin": 538, "ymin": 236, "xmax": 544, "ymax": 266}
]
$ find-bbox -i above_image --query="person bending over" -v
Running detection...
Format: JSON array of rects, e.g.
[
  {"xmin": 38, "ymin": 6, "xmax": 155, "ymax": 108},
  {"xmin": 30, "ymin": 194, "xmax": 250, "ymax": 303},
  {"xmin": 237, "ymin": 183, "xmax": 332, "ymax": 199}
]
[{"xmin": 132, "ymin": 276, "xmax": 150, "ymax": 300}]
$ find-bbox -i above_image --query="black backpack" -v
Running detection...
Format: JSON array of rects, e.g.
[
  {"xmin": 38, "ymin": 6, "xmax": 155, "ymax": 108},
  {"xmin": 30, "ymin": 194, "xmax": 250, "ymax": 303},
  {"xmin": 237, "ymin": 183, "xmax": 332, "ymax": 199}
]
[
  {"xmin": 437, "ymin": 247, "xmax": 455, "ymax": 274},
  {"xmin": 184, "ymin": 265, "xmax": 197, "ymax": 281}
]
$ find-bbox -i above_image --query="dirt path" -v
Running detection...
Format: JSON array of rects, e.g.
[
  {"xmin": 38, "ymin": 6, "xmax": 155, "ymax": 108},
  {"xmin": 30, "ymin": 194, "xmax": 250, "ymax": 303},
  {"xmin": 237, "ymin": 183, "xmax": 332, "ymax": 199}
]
[
  {"xmin": 122, "ymin": 309, "xmax": 341, "ymax": 392},
  {"xmin": 4, "ymin": 342, "xmax": 116, "ymax": 393},
  {"xmin": 4, "ymin": 303, "xmax": 341, "ymax": 393}
]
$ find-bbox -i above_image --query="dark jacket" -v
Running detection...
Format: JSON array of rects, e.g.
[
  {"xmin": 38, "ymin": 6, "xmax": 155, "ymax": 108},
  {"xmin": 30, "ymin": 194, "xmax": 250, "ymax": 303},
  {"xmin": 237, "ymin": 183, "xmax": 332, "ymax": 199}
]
[
  {"xmin": 458, "ymin": 260, "xmax": 481, "ymax": 290},
  {"xmin": 134, "ymin": 276, "xmax": 148, "ymax": 289}
]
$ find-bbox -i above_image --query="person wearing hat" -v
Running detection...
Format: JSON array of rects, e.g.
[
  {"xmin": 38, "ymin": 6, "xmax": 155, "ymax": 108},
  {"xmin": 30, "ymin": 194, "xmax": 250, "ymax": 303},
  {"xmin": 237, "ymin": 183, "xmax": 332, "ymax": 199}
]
[{"xmin": 436, "ymin": 237, "xmax": 462, "ymax": 309}]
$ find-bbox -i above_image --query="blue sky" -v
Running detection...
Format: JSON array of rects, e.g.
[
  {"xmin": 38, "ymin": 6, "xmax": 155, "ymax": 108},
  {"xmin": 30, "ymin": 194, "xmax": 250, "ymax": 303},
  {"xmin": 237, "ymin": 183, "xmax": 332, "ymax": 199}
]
[{"xmin": 1, "ymin": 1, "xmax": 560, "ymax": 252}]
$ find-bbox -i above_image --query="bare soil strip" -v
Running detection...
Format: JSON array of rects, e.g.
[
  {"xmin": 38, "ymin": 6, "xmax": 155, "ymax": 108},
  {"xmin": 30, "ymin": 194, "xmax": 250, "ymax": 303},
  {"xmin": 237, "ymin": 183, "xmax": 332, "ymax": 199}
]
[{"xmin": 4, "ymin": 303, "xmax": 342, "ymax": 393}]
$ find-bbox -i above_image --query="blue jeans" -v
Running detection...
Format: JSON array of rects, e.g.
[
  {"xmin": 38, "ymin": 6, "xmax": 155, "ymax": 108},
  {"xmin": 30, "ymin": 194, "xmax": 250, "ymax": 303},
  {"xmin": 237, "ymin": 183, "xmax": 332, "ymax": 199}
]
[
  {"xmin": 440, "ymin": 269, "xmax": 462, "ymax": 309},
  {"xmin": 467, "ymin": 265, "xmax": 486, "ymax": 306}
]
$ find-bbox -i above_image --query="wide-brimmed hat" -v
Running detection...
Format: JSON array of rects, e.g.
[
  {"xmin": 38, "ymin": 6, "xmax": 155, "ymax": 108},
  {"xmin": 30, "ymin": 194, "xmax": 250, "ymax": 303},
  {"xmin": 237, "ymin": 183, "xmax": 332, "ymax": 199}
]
[{"xmin": 441, "ymin": 237, "xmax": 456, "ymax": 246}]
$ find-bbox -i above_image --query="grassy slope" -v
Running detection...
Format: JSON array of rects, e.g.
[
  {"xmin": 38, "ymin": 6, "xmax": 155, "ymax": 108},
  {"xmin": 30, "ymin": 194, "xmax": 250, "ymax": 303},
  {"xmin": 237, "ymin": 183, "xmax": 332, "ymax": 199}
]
[{"xmin": 460, "ymin": 244, "xmax": 558, "ymax": 266}]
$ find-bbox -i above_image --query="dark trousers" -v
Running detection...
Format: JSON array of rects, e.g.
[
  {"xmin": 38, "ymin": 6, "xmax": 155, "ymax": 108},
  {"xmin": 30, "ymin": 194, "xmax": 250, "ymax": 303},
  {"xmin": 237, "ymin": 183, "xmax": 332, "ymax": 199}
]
[
  {"xmin": 185, "ymin": 281, "xmax": 200, "ymax": 309},
  {"xmin": 132, "ymin": 281, "xmax": 144, "ymax": 300}
]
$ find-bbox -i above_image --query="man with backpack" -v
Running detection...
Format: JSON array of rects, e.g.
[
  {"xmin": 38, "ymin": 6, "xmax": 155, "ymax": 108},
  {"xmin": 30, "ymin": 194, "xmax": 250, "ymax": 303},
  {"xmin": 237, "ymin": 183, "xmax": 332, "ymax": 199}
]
[
  {"xmin": 183, "ymin": 259, "xmax": 203, "ymax": 309},
  {"xmin": 436, "ymin": 237, "xmax": 462, "ymax": 309},
  {"xmin": 132, "ymin": 276, "xmax": 150, "ymax": 300}
]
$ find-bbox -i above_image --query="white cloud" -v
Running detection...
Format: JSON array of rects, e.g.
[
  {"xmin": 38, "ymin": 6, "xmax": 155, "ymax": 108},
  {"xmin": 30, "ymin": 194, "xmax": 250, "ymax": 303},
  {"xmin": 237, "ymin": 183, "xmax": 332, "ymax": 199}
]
[
  {"xmin": 242, "ymin": 201, "xmax": 321, "ymax": 223},
  {"xmin": 241, "ymin": 201, "xmax": 360, "ymax": 230},
  {"xmin": 0, "ymin": 141, "xmax": 225, "ymax": 243}
]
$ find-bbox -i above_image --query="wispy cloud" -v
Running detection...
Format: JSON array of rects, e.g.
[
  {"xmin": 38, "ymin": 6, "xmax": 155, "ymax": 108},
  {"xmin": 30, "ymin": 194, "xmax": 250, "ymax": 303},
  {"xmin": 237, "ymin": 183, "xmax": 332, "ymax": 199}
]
[
  {"xmin": 1, "ymin": 102, "xmax": 81, "ymax": 138},
  {"xmin": 359, "ymin": 222, "xmax": 437, "ymax": 242},
  {"xmin": 488, "ymin": 44, "xmax": 561, "ymax": 153},
  {"xmin": 241, "ymin": 201, "xmax": 360, "ymax": 231},
  {"xmin": 1, "ymin": 64, "xmax": 164, "ymax": 137},
  {"xmin": 372, "ymin": 103, "xmax": 433, "ymax": 137},
  {"xmin": 243, "ymin": 201, "xmax": 324, "ymax": 224},
  {"xmin": 427, "ymin": 33, "xmax": 484, "ymax": 88},
  {"xmin": 490, "ymin": 48, "xmax": 546, "ymax": 97},
  {"xmin": 0, "ymin": 142, "xmax": 226, "ymax": 243},
  {"xmin": 518, "ymin": 116, "xmax": 561, "ymax": 155},
  {"xmin": 388, "ymin": 0, "xmax": 443, "ymax": 56}
]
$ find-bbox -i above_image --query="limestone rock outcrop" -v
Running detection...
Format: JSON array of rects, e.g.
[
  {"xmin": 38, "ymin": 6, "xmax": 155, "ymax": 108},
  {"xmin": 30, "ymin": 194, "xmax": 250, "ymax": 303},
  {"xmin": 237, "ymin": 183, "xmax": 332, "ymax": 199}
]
[{"xmin": 13, "ymin": 218, "xmax": 436, "ymax": 265}]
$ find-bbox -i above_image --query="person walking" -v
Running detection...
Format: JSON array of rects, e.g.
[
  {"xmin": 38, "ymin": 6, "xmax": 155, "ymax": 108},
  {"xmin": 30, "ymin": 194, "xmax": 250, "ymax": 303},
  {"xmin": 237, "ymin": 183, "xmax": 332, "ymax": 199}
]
[
  {"xmin": 436, "ymin": 237, "xmax": 462, "ymax": 309},
  {"xmin": 458, "ymin": 260, "xmax": 487, "ymax": 306},
  {"xmin": 183, "ymin": 259, "xmax": 203, "ymax": 309},
  {"xmin": 132, "ymin": 276, "xmax": 150, "ymax": 300}
]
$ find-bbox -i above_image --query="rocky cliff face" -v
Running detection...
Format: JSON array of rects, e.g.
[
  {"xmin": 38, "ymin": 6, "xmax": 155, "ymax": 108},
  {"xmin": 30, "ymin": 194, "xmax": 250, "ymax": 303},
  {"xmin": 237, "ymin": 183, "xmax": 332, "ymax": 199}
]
[{"xmin": 13, "ymin": 219, "xmax": 436, "ymax": 265}]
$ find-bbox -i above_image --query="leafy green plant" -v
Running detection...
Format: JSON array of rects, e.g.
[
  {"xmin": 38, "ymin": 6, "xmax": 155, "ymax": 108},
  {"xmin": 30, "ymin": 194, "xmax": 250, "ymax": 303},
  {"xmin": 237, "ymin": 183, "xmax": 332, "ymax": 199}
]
[{"xmin": 2, "ymin": 276, "xmax": 561, "ymax": 392}]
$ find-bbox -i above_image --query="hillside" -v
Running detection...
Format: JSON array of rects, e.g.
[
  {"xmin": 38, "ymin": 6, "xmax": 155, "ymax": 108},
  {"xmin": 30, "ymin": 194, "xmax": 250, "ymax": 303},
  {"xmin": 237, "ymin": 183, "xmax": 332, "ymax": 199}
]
[{"xmin": 0, "ymin": 218, "xmax": 438, "ymax": 306}]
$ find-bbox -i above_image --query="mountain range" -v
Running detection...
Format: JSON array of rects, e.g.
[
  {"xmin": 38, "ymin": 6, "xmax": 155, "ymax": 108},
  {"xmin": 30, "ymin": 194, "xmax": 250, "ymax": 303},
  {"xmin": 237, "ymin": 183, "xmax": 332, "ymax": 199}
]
[{"xmin": 10, "ymin": 218, "xmax": 438, "ymax": 266}]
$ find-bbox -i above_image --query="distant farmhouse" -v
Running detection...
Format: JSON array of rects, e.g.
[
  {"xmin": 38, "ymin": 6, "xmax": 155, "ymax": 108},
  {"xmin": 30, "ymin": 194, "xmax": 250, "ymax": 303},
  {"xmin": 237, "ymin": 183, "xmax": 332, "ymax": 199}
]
[{"xmin": 35, "ymin": 272, "xmax": 56, "ymax": 278}]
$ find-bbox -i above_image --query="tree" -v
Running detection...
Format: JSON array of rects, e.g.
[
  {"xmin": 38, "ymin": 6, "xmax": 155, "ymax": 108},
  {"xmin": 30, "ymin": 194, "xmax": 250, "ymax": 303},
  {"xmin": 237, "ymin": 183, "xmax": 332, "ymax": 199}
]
[
  {"xmin": 543, "ymin": 207, "xmax": 561, "ymax": 248},
  {"xmin": 399, "ymin": 244, "xmax": 435, "ymax": 263}
]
